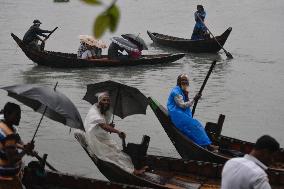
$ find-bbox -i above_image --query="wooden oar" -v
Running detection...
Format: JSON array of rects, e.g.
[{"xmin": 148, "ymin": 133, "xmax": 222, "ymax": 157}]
[
  {"xmin": 196, "ymin": 14, "xmax": 233, "ymax": 59},
  {"xmin": 192, "ymin": 60, "xmax": 217, "ymax": 117},
  {"xmin": 33, "ymin": 151, "xmax": 58, "ymax": 172},
  {"xmin": 40, "ymin": 27, "xmax": 58, "ymax": 51}
]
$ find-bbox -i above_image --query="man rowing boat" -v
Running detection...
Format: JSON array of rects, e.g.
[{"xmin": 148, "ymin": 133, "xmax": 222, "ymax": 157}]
[{"xmin": 23, "ymin": 19, "xmax": 52, "ymax": 51}]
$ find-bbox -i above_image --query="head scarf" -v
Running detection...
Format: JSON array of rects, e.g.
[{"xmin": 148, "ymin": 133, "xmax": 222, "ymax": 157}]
[
  {"xmin": 177, "ymin": 74, "xmax": 189, "ymax": 86},
  {"xmin": 96, "ymin": 92, "xmax": 110, "ymax": 103}
]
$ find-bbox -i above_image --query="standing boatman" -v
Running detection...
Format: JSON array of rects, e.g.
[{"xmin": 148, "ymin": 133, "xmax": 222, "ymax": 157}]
[
  {"xmin": 191, "ymin": 5, "xmax": 209, "ymax": 40},
  {"xmin": 23, "ymin": 19, "xmax": 52, "ymax": 50}
]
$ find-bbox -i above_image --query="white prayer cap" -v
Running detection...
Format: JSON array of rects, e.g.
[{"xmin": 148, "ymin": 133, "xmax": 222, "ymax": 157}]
[{"xmin": 96, "ymin": 91, "xmax": 110, "ymax": 102}]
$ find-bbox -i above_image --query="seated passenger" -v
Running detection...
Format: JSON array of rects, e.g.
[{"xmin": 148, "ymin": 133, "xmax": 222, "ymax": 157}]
[
  {"xmin": 77, "ymin": 35, "xmax": 107, "ymax": 59},
  {"xmin": 107, "ymin": 42, "xmax": 127, "ymax": 59},
  {"xmin": 167, "ymin": 74, "xmax": 218, "ymax": 151},
  {"xmin": 108, "ymin": 42, "xmax": 142, "ymax": 60},
  {"xmin": 84, "ymin": 92, "xmax": 147, "ymax": 175}
]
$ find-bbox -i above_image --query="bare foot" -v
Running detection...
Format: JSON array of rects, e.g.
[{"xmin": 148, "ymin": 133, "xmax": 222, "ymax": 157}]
[
  {"xmin": 208, "ymin": 144, "xmax": 219, "ymax": 152},
  {"xmin": 133, "ymin": 166, "xmax": 149, "ymax": 175}
]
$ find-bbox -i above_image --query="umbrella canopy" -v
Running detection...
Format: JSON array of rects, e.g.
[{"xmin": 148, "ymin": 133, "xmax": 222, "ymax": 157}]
[
  {"xmin": 110, "ymin": 37, "xmax": 140, "ymax": 53},
  {"xmin": 79, "ymin": 35, "xmax": 107, "ymax": 49},
  {"xmin": 1, "ymin": 84, "xmax": 84, "ymax": 131},
  {"xmin": 121, "ymin": 34, "xmax": 148, "ymax": 50},
  {"xmin": 83, "ymin": 80, "xmax": 148, "ymax": 119}
]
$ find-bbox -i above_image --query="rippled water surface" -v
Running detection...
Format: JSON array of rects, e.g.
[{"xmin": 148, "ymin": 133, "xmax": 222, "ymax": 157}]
[{"xmin": 0, "ymin": 0, "xmax": 284, "ymax": 179}]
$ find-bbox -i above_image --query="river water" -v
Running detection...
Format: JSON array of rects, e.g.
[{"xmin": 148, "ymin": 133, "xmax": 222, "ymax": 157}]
[{"xmin": 0, "ymin": 0, "xmax": 283, "ymax": 180}]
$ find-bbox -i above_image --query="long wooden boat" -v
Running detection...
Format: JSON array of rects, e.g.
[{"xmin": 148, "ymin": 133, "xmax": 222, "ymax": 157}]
[
  {"xmin": 148, "ymin": 97, "xmax": 284, "ymax": 186},
  {"xmin": 74, "ymin": 132, "xmax": 223, "ymax": 189},
  {"xmin": 22, "ymin": 162, "xmax": 146, "ymax": 189},
  {"xmin": 11, "ymin": 33, "xmax": 185, "ymax": 68},
  {"xmin": 147, "ymin": 27, "xmax": 232, "ymax": 53}
]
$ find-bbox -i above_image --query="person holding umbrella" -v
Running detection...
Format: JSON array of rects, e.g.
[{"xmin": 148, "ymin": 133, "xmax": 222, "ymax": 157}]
[
  {"xmin": 84, "ymin": 92, "xmax": 147, "ymax": 175},
  {"xmin": 77, "ymin": 35, "xmax": 107, "ymax": 59},
  {"xmin": 0, "ymin": 102, "xmax": 34, "ymax": 189}
]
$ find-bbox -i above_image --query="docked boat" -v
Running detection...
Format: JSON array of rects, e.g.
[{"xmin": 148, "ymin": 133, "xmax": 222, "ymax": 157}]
[
  {"xmin": 11, "ymin": 33, "xmax": 185, "ymax": 68},
  {"xmin": 148, "ymin": 97, "xmax": 284, "ymax": 186},
  {"xmin": 22, "ymin": 161, "xmax": 146, "ymax": 189},
  {"xmin": 74, "ymin": 132, "xmax": 222, "ymax": 189},
  {"xmin": 147, "ymin": 27, "xmax": 232, "ymax": 53}
]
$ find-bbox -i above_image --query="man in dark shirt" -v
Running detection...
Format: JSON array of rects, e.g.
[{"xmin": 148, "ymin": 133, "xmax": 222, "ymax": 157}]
[
  {"xmin": 23, "ymin": 19, "xmax": 52, "ymax": 50},
  {"xmin": 108, "ymin": 42, "xmax": 126, "ymax": 59}
]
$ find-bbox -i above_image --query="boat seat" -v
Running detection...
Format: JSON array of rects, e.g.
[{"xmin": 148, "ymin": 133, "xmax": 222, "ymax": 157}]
[{"xmin": 123, "ymin": 135, "xmax": 150, "ymax": 169}]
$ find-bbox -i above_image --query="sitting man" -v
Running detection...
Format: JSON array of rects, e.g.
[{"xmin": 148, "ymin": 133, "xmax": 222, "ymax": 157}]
[
  {"xmin": 221, "ymin": 135, "xmax": 280, "ymax": 189},
  {"xmin": 77, "ymin": 35, "xmax": 106, "ymax": 59},
  {"xmin": 107, "ymin": 42, "xmax": 127, "ymax": 59},
  {"xmin": 23, "ymin": 19, "xmax": 52, "ymax": 50},
  {"xmin": 167, "ymin": 74, "xmax": 218, "ymax": 151},
  {"xmin": 0, "ymin": 102, "xmax": 34, "ymax": 189},
  {"xmin": 84, "ymin": 92, "xmax": 146, "ymax": 175}
]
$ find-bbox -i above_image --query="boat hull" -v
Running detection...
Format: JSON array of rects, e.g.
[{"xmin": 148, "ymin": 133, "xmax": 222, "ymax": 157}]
[
  {"xmin": 11, "ymin": 33, "xmax": 185, "ymax": 68},
  {"xmin": 147, "ymin": 27, "xmax": 232, "ymax": 53}
]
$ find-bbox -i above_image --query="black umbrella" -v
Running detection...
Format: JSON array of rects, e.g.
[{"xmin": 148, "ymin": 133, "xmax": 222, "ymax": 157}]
[
  {"xmin": 121, "ymin": 34, "xmax": 148, "ymax": 50},
  {"xmin": 83, "ymin": 80, "xmax": 148, "ymax": 119},
  {"xmin": 1, "ymin": 84, "xmax": 84, "ymax": 141},
  {"xmin": 110, "ymin": 37, "xmax": 140, "ymax": 53}
]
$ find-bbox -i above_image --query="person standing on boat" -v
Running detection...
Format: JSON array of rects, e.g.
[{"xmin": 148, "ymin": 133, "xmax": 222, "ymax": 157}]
[
  {"xmin": 23, "ymin": 19, "xmax": 52, "ymax": 51},
  {"xmin": 84, "ymin": 92, "xmax": 146, "ymax": 175},
  {"xmin": 221, "ymin": 135, "xmax": 280, "ymax": 189},
  {"xmin": 191, "ymin": 5, "xmax": 209, "ymax": 40},
  {"xmin": 0, "ymin": 102, "xmax": 34, "ymax": 189},
  {"xmin": 167, "ymin": 74, "xmax": 218, "ymax": 150}
]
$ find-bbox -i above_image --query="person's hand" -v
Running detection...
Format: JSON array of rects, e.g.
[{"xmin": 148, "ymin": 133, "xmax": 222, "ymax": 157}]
[
  {"xmin": 23, "ymin": 141, "xmax": 35, "ymax": 156},
  {"xmin": 194, "ymin": 93, "xmax": 202, "ymax": 101},
  {"xmin": 118, "ymin": 131, "xmax": 126, "ymax": 139},
  {"xmin": 109, "ymin": 123, "xmax": 115, "ymax": 128}
]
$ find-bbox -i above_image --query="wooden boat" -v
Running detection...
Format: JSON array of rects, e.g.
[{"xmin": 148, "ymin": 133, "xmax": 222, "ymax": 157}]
[
  {"xmin": 11, "ymin": 33, "xmax": 185, "ymax": 68},
  {"xmin": 147, "ymin": 27, "xmax": 232, "ymax": 53},
  {"xmin": 22, "ymin": 161, "xmax": 146, "ymax": 189},
  {"xmin": 74, "ymin": 132, "xmax": 223, "ymax": 189},
  {"xmin": 148, "ymin": 97, "xmax": 284, "ymax": 186}
]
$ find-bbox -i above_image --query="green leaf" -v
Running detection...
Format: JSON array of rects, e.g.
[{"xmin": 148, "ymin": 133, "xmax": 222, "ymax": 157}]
[
  {"xmin": 93, "ymin": 4, "xmax": 120, "ymax": 38},
  {"xmin": 107, "ymin": 4, "xmax": 120, "ymax": 32},
  {"xmin": 93, "ymin": 13, "xmax": 110, "ymax": 38},
  {"xmin": 80, "ymin": 0, "xmax": 102, "ymax": 5}
]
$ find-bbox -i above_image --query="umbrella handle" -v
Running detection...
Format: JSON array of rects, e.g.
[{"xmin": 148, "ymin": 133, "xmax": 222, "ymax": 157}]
[{"xmin": 31, "ymin": 82, "xmax": 58, "ymax": 142}]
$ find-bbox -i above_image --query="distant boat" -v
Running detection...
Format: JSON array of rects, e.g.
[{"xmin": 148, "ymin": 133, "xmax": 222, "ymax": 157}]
[
  {"xmin": 54, "ymin": 0, "xmax": 69, "ymax": 2},
  {"xmin": 147, "ymin": 27, "xmax": 232, "ymax": 53},
  {"xmin": 11, "ymin": 33, "xmax": 185, "ymax": 68}
]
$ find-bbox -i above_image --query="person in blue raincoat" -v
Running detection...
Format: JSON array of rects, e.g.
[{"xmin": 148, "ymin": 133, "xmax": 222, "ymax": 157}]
[
  {"xmin": 167, "ymin": 74, "xmax": 218, "ymax": 150},
  {"xmin": 191, "ymin": 5, "xmax": 209, "ymax": 40}
]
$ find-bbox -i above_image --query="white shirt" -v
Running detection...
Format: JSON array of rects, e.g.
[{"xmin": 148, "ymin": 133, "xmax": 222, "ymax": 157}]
[
  {"xmin": 84, "ymin": 104, "xmax": 134, "ymax": 173},
  {"xmin": 81, "ymin": 50, "xmax": 93, "ymax": 59},
  {"xmin": 221, "ymin": 154, "xmax": 271, "ymax": 189}
]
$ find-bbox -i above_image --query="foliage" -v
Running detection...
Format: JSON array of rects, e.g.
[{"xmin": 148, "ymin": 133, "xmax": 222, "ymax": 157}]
[{"xmin": 80, "ymin": 0, "xmax": 120, "ymax": 38}]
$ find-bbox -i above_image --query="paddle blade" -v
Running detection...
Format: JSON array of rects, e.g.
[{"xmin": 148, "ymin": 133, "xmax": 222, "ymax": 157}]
[{"xmin": 225, "ymin": 51, "xmax": 233, "ymax": 59}]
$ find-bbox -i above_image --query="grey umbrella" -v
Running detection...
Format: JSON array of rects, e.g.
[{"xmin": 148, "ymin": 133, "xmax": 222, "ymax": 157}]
[
  {"xmin": 1, "ymin": 84, "xmax": 84, "ymax": 140},
  {"xmin": 83, "ymin": 80, "xmax": 148, "ymax": 119},
  {"xmin": 110, "ymin": 37, "xmax": 140, "ymax": 53},
  {"xmin": 121, "ymin": 34, "xmax": 148, "ymax": 50}
]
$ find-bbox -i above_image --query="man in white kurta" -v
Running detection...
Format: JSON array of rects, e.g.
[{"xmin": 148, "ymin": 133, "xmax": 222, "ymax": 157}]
[
  {"xmin": 221, "ymin": 135, "xmax": 280, "ymax": 189},
  {"xmin": 84, "ymin": 92, "xmax": 134, "ymax": 173}
]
